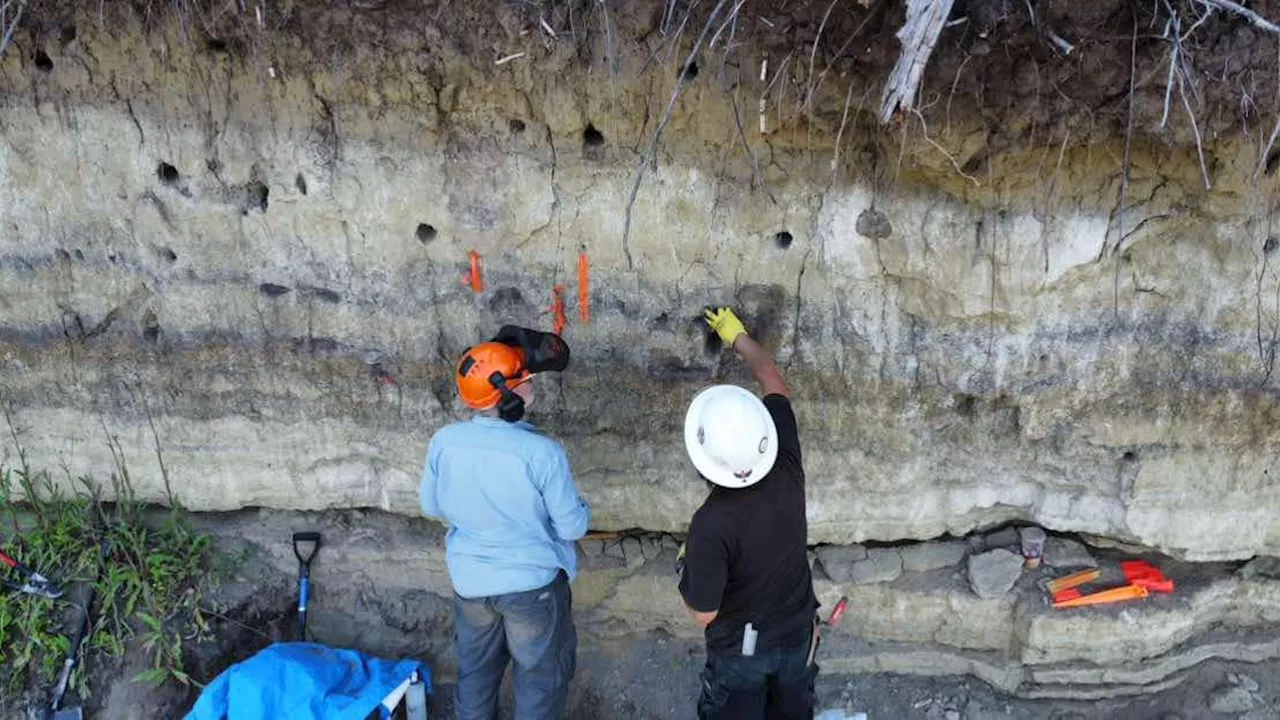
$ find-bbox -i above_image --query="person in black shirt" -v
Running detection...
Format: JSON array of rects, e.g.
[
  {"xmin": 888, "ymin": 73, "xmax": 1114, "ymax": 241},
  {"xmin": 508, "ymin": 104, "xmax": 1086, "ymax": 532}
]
[{"xmin": 678, "ymin": 306, "xmax": 819, "ymax": 720}]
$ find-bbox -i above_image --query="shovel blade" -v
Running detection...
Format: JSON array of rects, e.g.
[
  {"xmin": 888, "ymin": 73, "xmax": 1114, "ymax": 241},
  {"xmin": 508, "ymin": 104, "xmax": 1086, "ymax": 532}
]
[{"xmin": 52, "ymin": 708, "xmax": 83, "ymax": 720}]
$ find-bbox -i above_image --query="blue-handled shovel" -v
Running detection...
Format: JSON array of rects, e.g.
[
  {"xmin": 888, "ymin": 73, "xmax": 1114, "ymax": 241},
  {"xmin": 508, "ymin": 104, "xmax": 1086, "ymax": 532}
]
[{"xmin": 292, "ymin": 532, "xmax": 321, "ymax": 640}]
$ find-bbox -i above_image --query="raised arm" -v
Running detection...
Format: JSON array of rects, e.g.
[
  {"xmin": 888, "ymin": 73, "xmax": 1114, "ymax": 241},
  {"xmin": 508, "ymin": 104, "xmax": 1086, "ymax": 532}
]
[{"xmin": 704, "ymin": 307, "xmax": 790, "ymax": 398}]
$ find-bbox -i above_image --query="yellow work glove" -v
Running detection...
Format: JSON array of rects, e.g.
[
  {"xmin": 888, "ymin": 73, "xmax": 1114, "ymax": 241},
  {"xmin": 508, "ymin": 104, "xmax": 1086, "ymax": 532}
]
[{"xmin": 704, "ymin": 307, "xmax": 747, "ymax": 346}]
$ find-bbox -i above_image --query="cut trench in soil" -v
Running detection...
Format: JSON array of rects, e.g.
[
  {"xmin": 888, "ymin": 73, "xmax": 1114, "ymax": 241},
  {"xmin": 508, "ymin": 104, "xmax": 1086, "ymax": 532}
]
[{"xmin": 13, "ymin": 507, "xmax": 1278, "ymax": 719}]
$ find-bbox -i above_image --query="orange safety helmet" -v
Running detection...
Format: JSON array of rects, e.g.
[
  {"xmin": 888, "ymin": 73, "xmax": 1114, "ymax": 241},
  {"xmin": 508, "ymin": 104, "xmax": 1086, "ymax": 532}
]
[{"xmin": 455, "ymin": 342, "xmax": 530, "ymax": 410}]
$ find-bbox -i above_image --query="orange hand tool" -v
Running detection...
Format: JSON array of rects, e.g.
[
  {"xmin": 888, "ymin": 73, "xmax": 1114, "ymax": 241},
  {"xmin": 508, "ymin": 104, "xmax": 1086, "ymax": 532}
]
[
  {"xmin": 1052, "ymin": 583, "xmax": 1148, "ymax": 609},
  {"xmin": 577, "ymin": 252, "xmax": 590, "ymax": 323},
  {"xmin": 461, "ymin": 250, "xmax": 483, "ymax": 293},
  {"xmin": 1134, "ymin": 577, "xmax": 1175, "ymax": 593},
  {"xmin": 1046, "ymin": 569, "xmax": 1102, "ymax": 595},
  {"xmin": 1122, "ymin": 560, "xmax": 1175, "ymax": 593},
  {"xmin": 550, "ymin": 285, "xmax": 567, "ymax": 335}
]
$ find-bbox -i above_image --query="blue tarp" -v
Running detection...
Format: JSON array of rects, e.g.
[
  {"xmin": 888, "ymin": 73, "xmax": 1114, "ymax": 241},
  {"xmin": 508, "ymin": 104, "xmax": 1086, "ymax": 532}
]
[{"xmin": 186, "ymin": 642, "xmax": 431, "ymax": 720}]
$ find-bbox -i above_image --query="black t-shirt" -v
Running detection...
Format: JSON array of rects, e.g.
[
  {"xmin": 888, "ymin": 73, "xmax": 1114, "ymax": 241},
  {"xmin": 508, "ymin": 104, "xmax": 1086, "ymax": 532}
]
[{"xmin": 679, "ymin": 394, "xmax": 818, "ymax": 651}]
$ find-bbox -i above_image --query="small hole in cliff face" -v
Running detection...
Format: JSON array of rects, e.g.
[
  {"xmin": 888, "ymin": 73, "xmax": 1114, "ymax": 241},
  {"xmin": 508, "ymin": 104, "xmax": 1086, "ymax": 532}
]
[
  {"xmin": 1265, "ymin": 236, "xmax": 1278, "ymax": 256},
  {"xmin": 704, "ymin": 332, "xmax": 723, "ymax": 355},
  {"xmin": 509, "ymin": 118, "xmax": 526, "ymax": 134},
  {"xmin": 774, "ymin": 231, "xmax": 794, "ymax": 249},
  {"xmin": 1122, "ymin": 450, "xmax": 1138, "ymax": 463},
  {"xmin": 157, "ymin": 163, "xmax": 180, "ymax": 185},
  {"xmin": 295, "ymin": 173, "xmax": 308, "ymax": 196},
  {"xmin": 1266, "ymin": 149, "xmax": 1280, "ymax": 176},
  {"xmin": 245, "ymin": 182, "xmax": 269, "ymax": 213},
  {"xmin": 700, "ymin": 313, "xmax": 723, "ymax": 355},
  {"xmin": 583, "ymin": 123, "xmax": 605, "ymax": 147},
  {"xmin": 142, "ymin": 310, "xmax": 161, "ymax": 344},
  {"xmin": 33, "ymin": 50, "xmax": 53, "ymax": 72},
  {"xmin": 415, "ymin": 223, "xmax": 437, "ymax": 244},
  {"xmin": 681, "ymin": 60, "xmax": 699, "ymax": 80},
  {"xmin": 162, "ymin": 247, "xmax": 178, "ymax": 263},
  {"xmin": 207, "ymin": 38, "xmax": 228, "ymax": 53},
  {"xmin": 259, "ymin": 283, "xmax": 291, "ymax": 297},
  {"xmin": 954, "ymin": 393, "xmax": 978, "ymax": 419},
  {"xmin": 60, "ymin": 26, "xmax": 77, "ymax": 44}
]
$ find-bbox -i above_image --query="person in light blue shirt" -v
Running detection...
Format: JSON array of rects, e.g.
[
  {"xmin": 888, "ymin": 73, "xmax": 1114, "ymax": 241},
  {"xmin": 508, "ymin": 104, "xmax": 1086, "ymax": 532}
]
[{"xmin": 420, "ymin": 329, "xmax": 589, "ymax": 720}]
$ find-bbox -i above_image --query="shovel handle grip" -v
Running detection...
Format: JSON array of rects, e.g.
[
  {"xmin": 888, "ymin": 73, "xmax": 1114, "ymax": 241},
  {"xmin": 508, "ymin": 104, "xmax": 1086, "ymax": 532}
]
[{"xmin": 292, "ymin": 532, "xmax": 321, "ymax": 567}]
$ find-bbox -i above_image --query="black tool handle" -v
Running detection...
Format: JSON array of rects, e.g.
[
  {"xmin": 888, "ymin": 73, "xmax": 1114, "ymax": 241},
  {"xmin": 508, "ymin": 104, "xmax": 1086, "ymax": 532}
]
[
  {"xmin": 48, "ymin": 539, "xmax": 106, "ymax": 717},
  {"xmin": 292, "ymin": 532, "xmax": 321, "ymax": 640}
]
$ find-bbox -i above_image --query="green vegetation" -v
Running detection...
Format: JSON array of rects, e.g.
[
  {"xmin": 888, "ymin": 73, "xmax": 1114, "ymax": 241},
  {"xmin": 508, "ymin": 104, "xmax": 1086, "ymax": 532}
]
[{"xmin": 0, "ymin": 441, "xmax": 214, "ymax": 705}]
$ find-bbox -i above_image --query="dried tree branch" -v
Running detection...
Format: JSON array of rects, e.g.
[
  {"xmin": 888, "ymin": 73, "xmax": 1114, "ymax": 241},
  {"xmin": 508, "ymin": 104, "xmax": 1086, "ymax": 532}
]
[
  {"xmin": 0, "ymin": 0, "xmax": 27, "ymax": 59},
  {"xmin": 1178, "ymin": 60, "xmax": 1213, "ymax": 190},
  {"xmin": 621, "ymin": 0, "xmax": 730, "ymax": 270},
  {"xmin": 912, "ymin": 109, "xmax": 980, "ymax": 186},
  {"xmin": 801, "ymin": 0, "xmax": 842, "ymax": 114},
  {"xmin": 1195, "ymin": 0, "xmax": 1280, "ymax": 34},
  {"xmin": 880, "ymin": 0, "xmax": 957, "ymax": 123},
  {"xmin": 1257, "ymin": 40, "xmax": 1280, "ymax": 179},
  {"xmin": 1113, "ymin": 7, "xmax": 1137, "ymax": 319}
]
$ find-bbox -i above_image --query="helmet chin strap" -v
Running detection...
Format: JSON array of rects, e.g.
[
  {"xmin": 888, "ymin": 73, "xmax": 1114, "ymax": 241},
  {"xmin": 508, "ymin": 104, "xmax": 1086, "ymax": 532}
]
[{"xmin": 488, "ymin": 371, "xmax": 526, "ymax": 423}]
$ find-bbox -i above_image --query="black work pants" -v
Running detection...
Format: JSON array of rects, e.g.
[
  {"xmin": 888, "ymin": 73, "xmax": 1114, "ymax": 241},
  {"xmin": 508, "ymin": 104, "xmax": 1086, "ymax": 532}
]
[{"xmin": 696, "ymin": 630, "xmax": 816, "ymax": 720}]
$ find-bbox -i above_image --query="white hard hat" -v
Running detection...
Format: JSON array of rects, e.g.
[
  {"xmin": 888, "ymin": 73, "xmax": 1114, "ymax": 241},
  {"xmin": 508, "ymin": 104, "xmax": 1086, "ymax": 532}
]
[{"xmin": 683, "ymin": 385, "xmax": 778, "ymax": 488}]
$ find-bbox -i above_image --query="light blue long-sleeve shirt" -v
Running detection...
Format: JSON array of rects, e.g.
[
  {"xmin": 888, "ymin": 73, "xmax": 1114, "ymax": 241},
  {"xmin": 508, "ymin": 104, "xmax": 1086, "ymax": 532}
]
[{"xmin": 419, "ymin": 416, "xmax": 590, "ymax": 599}]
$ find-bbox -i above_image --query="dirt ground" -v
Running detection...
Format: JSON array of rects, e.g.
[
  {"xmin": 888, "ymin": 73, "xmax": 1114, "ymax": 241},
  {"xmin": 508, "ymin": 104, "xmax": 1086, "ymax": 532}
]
[
  {"xmin": 427, "ymin": 630, "xmax": 1280, "ymax": 719},
  {"xmin": 16, "ymin": 509, "xmax": 1271, "ymax": 720}
]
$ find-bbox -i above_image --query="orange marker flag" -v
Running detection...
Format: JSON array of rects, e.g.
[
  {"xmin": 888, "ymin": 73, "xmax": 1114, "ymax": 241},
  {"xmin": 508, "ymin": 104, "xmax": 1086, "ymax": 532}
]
[
  {"xmin": 1045, "ymin": 569, "xmax": 1102, "ymax": 595},
  {"xmin": 550, "ymin": 285, "xmax": 567, "ymax": 335},
  {"xmin": 461, "ymin": 250, "xmax": 483, "ymax": 293},
  {"xmin": 578, "ymin": 252, "xmax": 590, "ymax": 323},
  {"xmin": 1052, "ymin": 583, "xmax": 1148, "ymax": 609}
]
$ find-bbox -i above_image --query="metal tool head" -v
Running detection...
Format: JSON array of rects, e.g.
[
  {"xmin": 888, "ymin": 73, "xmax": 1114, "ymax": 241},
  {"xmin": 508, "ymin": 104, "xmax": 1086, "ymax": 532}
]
[
  {"xmin": 3, "ymin": 579, "xmax": 63, "ymax": 600},
  {"xmin": 51, "ymin": 707, "xmax": 83, "ymax": 720}
]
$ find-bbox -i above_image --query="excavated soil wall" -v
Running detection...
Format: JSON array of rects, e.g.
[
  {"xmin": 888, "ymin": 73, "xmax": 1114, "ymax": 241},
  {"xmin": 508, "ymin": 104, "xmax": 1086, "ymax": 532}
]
[{"xmin": 3, "ymin": 0, "xmax": 1280, "ymax": 700}]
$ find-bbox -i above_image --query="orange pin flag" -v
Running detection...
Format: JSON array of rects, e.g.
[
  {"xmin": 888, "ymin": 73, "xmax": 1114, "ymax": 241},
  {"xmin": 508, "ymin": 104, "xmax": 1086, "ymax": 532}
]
[
  {"xmin": 550, "ymin": 285, "xmax": 567, "ymax": 335},
  {"xmin": 461, "ymin": 250, "xmax": 483, "ymax": 293},
  {"xmin": 1052, "ymin": 583, "xmax": 1148, "ymax": 609},
  {"xmin": 578, "ymin": 252, "xmax": 590, "ymax": 323}
]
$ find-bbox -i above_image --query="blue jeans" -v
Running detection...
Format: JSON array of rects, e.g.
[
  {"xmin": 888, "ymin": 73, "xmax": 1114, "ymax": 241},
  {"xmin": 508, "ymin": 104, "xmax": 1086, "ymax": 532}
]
[
  {"xmin": 452, "ymin": 571, "xmax": 576, "ymax": 720},
  {"xmin": 697, "ymin": 630, "xmax": 816, "ymax": 720}
]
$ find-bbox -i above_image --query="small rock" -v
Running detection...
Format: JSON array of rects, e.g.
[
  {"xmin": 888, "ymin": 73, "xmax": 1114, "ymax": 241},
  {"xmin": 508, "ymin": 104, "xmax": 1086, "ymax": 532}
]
[
  {"xmin": 1208, "ymin": 685, "xmax": 1255, "ymax": 714},
  {"xmin": 900, "ymin": 540, "xmax": 968, "ymax": 572},
  {"xmin": 808, "ymin": 550, "xmax": 819, "ymax": 572},
  {"xmin": 622, "ymin": 537, "xmax": 644, "ymax": 568},
  {"xmin": 1043, "ymin": 537, "xmax": 1097, "ymax": 569},
  {"xmin": 983, "ymin": 527, "xmax": 1021, "ymax": 550},
  {"xmin": 816, "ymin": 545, "xmax": 868, "ymax": 584},
  {"xmin": 1238, "ymin": 674, "xmax": 1260, "ymax": 693},
  {"xmin": 849, "ymin": 548, "xmax": 903, "ymax": 585},
  {"xmin": 661, "ymin": 535, "xmax": 681, "ymax": 553},
  {"xmin": 944, "ymin": 711, "xmax": 960, "ymax": 720},
  {"xmin": 855, "ymin": 208, "xmax": 892, "ymax": 239},
  {"xmin": 578, "ymin": 539, "xmax": 604, "ymax": 556},
  {"xmin": 1239, "ymin": 556, "xmax": 1280, "ymax": 581},
  {"xmin": 967, "ymin": 534, "xmax": 986, "ymax": 553},
  {"xmin": 641, "ymin": 536, "xmax": 664, "ymax": 561},
  {"xmin": 603, "ymin": 541, "xmax": 626, "ymax": 561},
  {"xmin": 967, "ymin": 549, "xmax": 1024, "ymax": 598}
]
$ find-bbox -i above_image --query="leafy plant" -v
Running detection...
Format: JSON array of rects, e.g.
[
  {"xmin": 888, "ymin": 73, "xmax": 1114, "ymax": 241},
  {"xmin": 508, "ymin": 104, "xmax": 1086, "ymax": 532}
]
[{"xmin": 0, "ymin": 450, "xmax": 215, "ymax": 703}]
